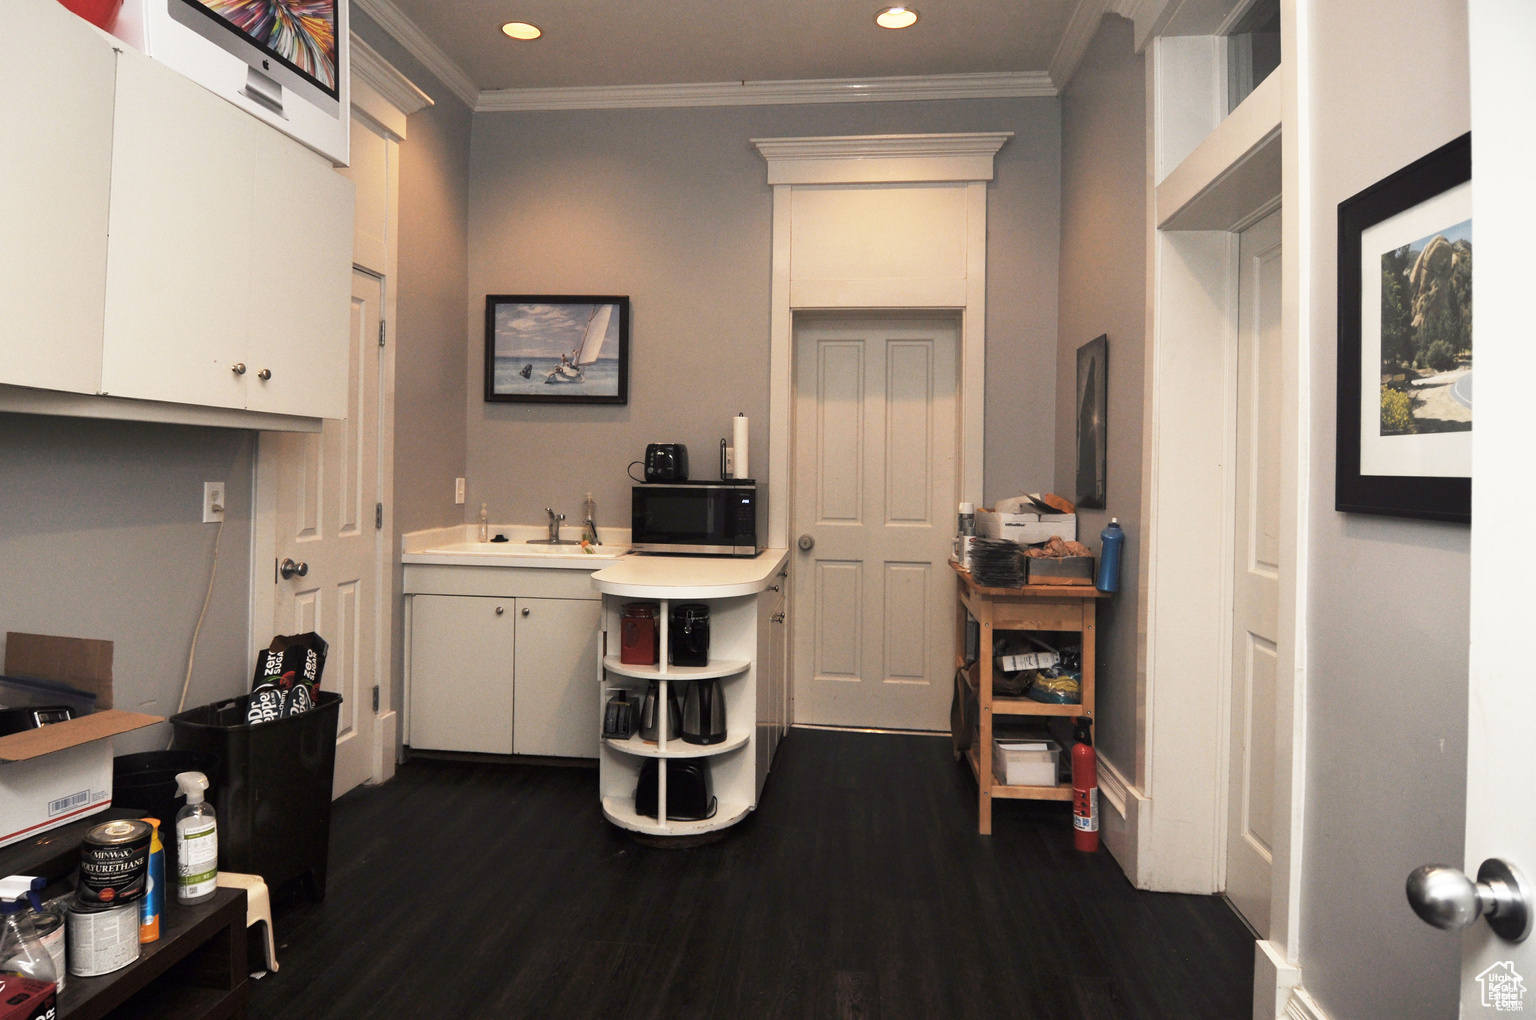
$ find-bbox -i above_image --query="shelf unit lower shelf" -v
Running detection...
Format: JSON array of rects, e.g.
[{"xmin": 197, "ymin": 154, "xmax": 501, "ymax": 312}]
[
  {"xmin": 601, "ymin": 795, "xmax": 752, "ymax": 836},
  {"xmin": 958, "ymin": 659, "xmax": 1084, "ymax": 717},
  {"xmin": 601, "ymin": 656, "xmax": 750, "ymax": 680},
  {"xmin": 604, "ymin": 730, "xmax": 750, "ymax": 758}
]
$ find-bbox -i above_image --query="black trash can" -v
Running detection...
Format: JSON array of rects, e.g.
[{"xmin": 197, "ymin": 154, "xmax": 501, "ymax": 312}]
[
  {"xmin": 112, "ymin": 750, "xmax": 222, "ymax": 878},
  {"xmin": 169, "ymin": 692, "xmax": 341, "ymax": 901}
]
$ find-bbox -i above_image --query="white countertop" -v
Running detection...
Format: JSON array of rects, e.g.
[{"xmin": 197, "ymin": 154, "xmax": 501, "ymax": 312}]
[
  {"xmin": 402, "ymin": 524, "xmax": 630, "ymax": 570},
  {"xmin": 589, "ymin": 549, "xmax": 789, "ymax": 599}
]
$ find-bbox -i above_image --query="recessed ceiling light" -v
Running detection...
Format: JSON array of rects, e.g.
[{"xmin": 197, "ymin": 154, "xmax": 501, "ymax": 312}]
[
  {"xmin": 875, "ymin": 6, "xmax": 918, "ymax": 29},
  {"xmin": 501, "ymin": 21, "xmax": 541, "ymax": 40}
]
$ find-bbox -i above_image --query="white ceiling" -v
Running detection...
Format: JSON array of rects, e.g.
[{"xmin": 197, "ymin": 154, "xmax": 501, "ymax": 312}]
[{"xmin": 361, "ymin": 0, "xmax": 1085, "ymax": 96}]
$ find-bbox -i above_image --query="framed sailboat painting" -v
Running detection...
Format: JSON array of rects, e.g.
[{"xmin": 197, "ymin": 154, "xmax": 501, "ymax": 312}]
[{"xmin": 484, "ymin": 295, "xmax": 630, "ymax": 404}]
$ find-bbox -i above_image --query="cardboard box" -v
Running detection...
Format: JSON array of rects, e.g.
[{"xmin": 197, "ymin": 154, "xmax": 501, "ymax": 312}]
[
  {"xmin": 0, "ymin": 635, "xmax": 160, "ymax": 848},
  {"xmin": 976, "ymin": 508, "xmax": 1077, "ymax": 546}
]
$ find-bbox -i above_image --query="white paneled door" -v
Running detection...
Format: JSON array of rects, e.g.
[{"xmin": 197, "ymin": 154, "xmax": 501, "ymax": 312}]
[
  {"xmin": 791, "ymin": 317, "xmax": 958, "ymax": 731},
  {"xmin": 269, "ymin": 269, "xmax": 383, "ymax": 798},
  {"xmin": 1226, "ymin": 209, "xmax": 1282, "ymax": 937}
]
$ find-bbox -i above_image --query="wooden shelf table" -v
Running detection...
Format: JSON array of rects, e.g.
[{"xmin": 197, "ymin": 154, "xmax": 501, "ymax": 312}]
[{"xmin": 952, "ymin": 562, "xmax": 1108, "ymax": 834}]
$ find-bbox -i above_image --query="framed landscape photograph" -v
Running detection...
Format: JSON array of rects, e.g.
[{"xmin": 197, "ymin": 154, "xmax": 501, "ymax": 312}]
[
  {"xmin": 1336, "ymin": 133, "xmax": 1471, "ymax": 523},
  {"xmin": 484, "ymin": 295, "xmax": 630, "ymax": 405},
  {"xmin": 1075, "ymin": 333, "xmax": 1107, "ymax": 509}
]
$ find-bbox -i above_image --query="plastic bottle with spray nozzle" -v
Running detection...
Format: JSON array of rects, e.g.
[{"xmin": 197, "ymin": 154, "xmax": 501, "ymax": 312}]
[
  {"xmin": 0, "ymin": 877, "xmax": 62, "ymax": 990},
  {"xmin": 174, "ymin": 772, "xmax": 218, "ymax": 906},
  {"xmin": 0, "ymin": 896, "xmax": 57, "ymax": 985}
]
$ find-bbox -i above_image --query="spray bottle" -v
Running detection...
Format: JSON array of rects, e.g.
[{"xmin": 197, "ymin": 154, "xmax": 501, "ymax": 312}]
[
  {"xmin": 139, "ymin": 819, "xmax": 164, "ymax": 942},
  {"xmin": 0, "ymin": 897, "xmax": 56, "ymax": 985},
  {"xmin": 0, "ymin": 878, "xmax": 62, "ymax": 991},
  {"xmin": 478, "ymin": 502, "xmax": 490, "ymax": 543},
  {"xmin": 174, "ymin": 772, "xmax": 218, "ymax": 906}
]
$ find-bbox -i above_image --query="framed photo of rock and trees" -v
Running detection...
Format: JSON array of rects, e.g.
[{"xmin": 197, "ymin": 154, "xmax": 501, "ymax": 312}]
[{"xmin": 1336, "ymin": 133, "xmax": 1471, "ymax": 523}]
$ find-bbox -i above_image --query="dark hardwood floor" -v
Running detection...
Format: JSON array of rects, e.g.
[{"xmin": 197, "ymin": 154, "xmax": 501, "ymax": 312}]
[{"xmin": 250, "ymin": 729, "xmax": 1252, "ymax": 1019}]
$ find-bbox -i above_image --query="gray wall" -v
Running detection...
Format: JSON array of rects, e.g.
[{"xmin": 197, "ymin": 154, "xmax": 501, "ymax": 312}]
[
  {"xmin": 1301, "ymin": 2, "xmax": 1470, "ymax": 1016},
  {"xmin": 463, "ymin": 98, "xmax": 1062, "ymax": 529},
  {"xmin": 352, "ymin": 8, "xmax": 472, "ymax": 732},
  {"xmin": 0, "ymin": 414, "xmax": 254, "ymax": 752},
  {"xmin": 1053, "ymin": 15, "xmax": 1145, "ymax": 779}
]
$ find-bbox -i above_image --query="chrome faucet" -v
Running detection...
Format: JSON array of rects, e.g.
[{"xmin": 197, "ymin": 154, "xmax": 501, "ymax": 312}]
[{"xmin": 545, "ymin": 508, "xmax": 565, "ymax": 542}]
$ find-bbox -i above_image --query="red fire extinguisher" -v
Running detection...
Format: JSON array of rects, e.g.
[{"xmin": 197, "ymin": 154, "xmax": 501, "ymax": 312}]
[{"xmin": 1072, "ymin": 716, "xmax": 1099, "ymax": 852}]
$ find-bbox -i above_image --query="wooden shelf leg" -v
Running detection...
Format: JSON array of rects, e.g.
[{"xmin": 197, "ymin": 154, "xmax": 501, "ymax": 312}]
[{"xmin": 978, "ymin": 610, "xmax": 994, "ymax": 836}]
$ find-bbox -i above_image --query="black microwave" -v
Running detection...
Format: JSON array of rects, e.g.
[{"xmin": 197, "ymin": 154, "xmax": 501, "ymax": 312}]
[{"xmin": 632, "ymin": 482, "xmax": 758, "ymax": 557}]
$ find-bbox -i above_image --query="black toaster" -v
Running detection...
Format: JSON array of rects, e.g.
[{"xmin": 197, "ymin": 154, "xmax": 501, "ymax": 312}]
[
  {"xmin": 644, "ymin": 444, "xmax": 689, "ymax": 482},
  {"xmin": 634, "ymin": 759, "xmax": 716, "ymax": 821}
]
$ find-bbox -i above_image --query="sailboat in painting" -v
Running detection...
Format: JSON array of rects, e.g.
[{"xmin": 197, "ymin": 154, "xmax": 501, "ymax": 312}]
[{"xmin": 545, "ymin": 305, "xmax": 612, "ymax": 384}]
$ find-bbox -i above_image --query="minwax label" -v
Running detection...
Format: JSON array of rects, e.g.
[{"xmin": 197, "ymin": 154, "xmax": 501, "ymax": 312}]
[{"xmin": 177, "ymin": 823, "xmax": 218, "ymax": 899}]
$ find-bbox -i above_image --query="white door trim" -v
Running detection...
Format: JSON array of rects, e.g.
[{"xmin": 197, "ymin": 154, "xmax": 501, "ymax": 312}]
[
  {"xmin": 755, "ymin": 133, "xmax": 1007, "ymax": 552},
  {"xmin": 250, "ymin": 47, "xmax": 422, "ymax": 787}
]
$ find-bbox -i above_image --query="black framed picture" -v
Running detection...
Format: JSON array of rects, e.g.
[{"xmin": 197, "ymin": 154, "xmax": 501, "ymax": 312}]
[
  {"xmin": 1075, "ymin": 333, "xmax": 1107, "ymax": 509},
  {"xmin": 1336, "ymin": 133, "xmax": 1471, "ymax": 523},
  {"xmin": 484, "ymin": 295, "xmax": 630, "ymax": 404}
]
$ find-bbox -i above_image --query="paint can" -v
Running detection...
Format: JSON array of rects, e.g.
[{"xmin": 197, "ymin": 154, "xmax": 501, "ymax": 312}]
[
  {"xmin": 65, "ymin": 901, "xmax": 140, "ymax": 977},
  {"xmin": 77, "ymin": 819, "xmax": 151, "ymax": 908}
]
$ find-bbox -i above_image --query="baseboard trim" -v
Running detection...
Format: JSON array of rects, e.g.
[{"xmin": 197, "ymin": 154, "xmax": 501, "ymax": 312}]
[
  {"xmin": 1253, "ymin": 940, "xmax": 1301, "ymax": 1019},
  {"xmin": 1096, "ymin": 754, "xmax": 1147, "ymax": 884},
  {"xmin": 1284, "ymin": 987, "xmax": 1331, "ymax": 1020}
]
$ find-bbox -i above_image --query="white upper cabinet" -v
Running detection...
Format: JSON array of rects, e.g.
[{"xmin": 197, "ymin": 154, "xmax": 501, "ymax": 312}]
[
  {"xmin": 0, "ymin": 0, "xmax": 115, "ymax": 395},
  {"xmin": 103, "ymin": 47, "xmax": 256, "ymax": 411},
  {"xmin": 2, "ymin": 0, "xmax": 353, "ymax": 426}
]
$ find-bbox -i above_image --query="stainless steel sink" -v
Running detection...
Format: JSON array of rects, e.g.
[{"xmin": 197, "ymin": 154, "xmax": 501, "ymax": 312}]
[{"xmin": 524, "ymin": 539, "xmax": 582, "ymax": 545}]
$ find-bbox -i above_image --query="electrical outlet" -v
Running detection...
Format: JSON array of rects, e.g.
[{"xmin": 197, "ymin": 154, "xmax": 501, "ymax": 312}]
[
  {"xmin": 203, "ymin": 481, "xmax": 226, "ymax": 523},
  {"xmin": 455, "ymin": 478, "xmax": 466, "ymax": 505}
]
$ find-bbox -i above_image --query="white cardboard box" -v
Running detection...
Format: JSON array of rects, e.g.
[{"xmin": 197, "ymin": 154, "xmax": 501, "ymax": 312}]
[
  {"xmin": 0, "ymin": 711, "xmax": 161, "ymax": 848},
  {"xmin": 976, "ymin": 509, "xmax": 1077, "ymax": 545},
  {"xmin": 992, "ymin": 736, "xmax": 1062, "ymax": 787}
]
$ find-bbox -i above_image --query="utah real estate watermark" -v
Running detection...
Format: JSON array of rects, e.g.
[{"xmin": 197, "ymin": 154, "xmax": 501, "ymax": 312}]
[{"xmin": 1478, "ymin": 961, "xmax": 1528, "ymax": 1012}]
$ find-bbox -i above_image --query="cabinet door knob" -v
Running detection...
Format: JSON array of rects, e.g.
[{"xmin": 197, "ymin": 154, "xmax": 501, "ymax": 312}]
[
  {"xmin": 521, "ymin": 607, "xmax": 531, "ymax": 617},
  {"xmin": 257, "ymin": 368, "xmax": 272, "ymax": 381},
  {"xmin": 495, "ymin": 606, "xmax": 505, "ymax": 615},
  {"xmin": 768, "ymin": 584, "xmax": 779, "ymax": 592},
  {"xmin": 232, "ymin": 363, "xmax": 246, "ymax": 375}
]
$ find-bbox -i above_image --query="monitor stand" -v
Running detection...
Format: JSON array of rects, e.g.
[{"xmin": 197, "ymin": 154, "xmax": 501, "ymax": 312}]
[{"xmin": 241, "ymin": 64, "xmax": 289, "ymax": 119}]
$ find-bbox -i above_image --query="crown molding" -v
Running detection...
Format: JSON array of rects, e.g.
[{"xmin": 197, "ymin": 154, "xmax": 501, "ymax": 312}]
[
  {"xmin": 751, "ymin": 132, "xmax": 1013, "ymax": 184},
  {"xmin": 350, "ymin": 0, "xmax": 479, "ymax": 110},
  {"xmin": 1049, "ymin": 0, "xmax": 1109, "ymax": 92},
  {"xmin": 351, "ymin": 35, "xmax": 434, "ymax": 118},
  {"xmin": 475, "ymin": 71, "xmax": 1055, "ymax": 113}
]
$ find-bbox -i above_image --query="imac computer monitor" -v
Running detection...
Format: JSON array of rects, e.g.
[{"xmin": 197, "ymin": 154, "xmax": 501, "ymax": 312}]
[{"xmin": 168, "ymin": 0, "xmax": 340, "ymax": 117}]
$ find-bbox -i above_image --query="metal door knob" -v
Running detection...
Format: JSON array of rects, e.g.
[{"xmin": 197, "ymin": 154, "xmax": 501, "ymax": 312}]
[
  {"xmin": 1407, "ymin": 859, "xmax": 1533, "ymax": 942},
  {"xmin": 232, "ymin": 363, "xmax": 246, "ymax": 375},
  {"xmin": 521, "ymin": 607, "xmax": 530, "ymax": 616},
  {"xmin": 797, "ymin": 534, "xmax": 815, "ymax": 551},
  {"xmin": 495, "ymin": 606, "xmax": 504, "ymax": 615},
  {"xmin": 257, "ymin": 368, "xmax": 272, "ymax": 381},
  {"xmin": 278, "ymin": 558, "xmax": 308, "ymax": 580}
]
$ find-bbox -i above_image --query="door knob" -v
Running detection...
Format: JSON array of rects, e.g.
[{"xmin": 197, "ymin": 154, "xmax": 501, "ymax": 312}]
[
  {"xmin": 231, "ymin": 363, "xmax": 246, "ymax": 375},
  {"xmin": 1407, "ymin": 859, "xmax": 1533, "ymax": 943},
  {"xmin": 521, "ymin": 607, "xmax": 530, "ymax": 616},
  {"xmin": 797, "ymin": 534, "xmax": 815, "ymax": 551},
  {"xmin": 257, "ymin": 368, "xmax": 272, "ymax": 381},
  {"xmin": 278, "ymin": 558, "xmax": 308, "ymax": 580},
  {"xmin": 495, "ymin": 606, "xmax": 505, "ymax": 615}
]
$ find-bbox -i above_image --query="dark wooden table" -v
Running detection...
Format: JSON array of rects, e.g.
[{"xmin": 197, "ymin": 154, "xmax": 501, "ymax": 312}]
[{"xmin": 58, "ymin": 886, "xmax": 247, "ymax": 1020}]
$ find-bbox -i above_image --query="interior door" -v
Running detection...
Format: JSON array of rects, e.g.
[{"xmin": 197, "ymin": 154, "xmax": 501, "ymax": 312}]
[
  {"xmin": 1449, "ymin": 2, "xmax": 1536, "ymax": 1008},
  {"xmin": 790, "ymin": 316, "xmax": 958, "ymax": 731},
  {"xmin": 269, "ymin": 268, "xmax": 382, "ymax": 798},
  {"xmin": 1225, "ymin": 210, "xmax": 1282, "ymax": 936}
]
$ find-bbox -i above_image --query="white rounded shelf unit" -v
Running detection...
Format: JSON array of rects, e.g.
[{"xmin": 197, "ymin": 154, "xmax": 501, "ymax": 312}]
[
  {"xmin": 592, "ymin": 549, "xmax": 788, "ymax": 839},
  {"xmin": 600, "ymin": 656, "xmax": 750, "ymax": 681},
  {"xmin": 604, "ymin": 730, "xmax": 751, "ymax": 759}
]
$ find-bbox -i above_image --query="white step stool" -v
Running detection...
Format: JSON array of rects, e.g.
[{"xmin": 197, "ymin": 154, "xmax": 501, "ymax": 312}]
[{"xmin": 215, "ymin": 872, "xmax": 278, "ymax": 972}]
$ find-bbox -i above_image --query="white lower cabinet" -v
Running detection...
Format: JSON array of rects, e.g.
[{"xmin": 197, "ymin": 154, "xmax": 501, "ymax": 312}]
[
  {"xmin": 408, "ymin": 595, "xmax": 516, "ymax": 755},
  {"xmin": 513, "ymin": 598, "xmax": 603, "ymax": 758},
  {"xmin": 406, "ymin": 580, "xmax": 603, "ymax": 759}
]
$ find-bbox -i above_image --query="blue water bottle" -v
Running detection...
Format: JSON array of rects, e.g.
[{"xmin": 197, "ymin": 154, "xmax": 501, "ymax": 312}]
[{"xmin": 1096, "ymin": 518, "xmax": 1124, "ymax": 592}]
